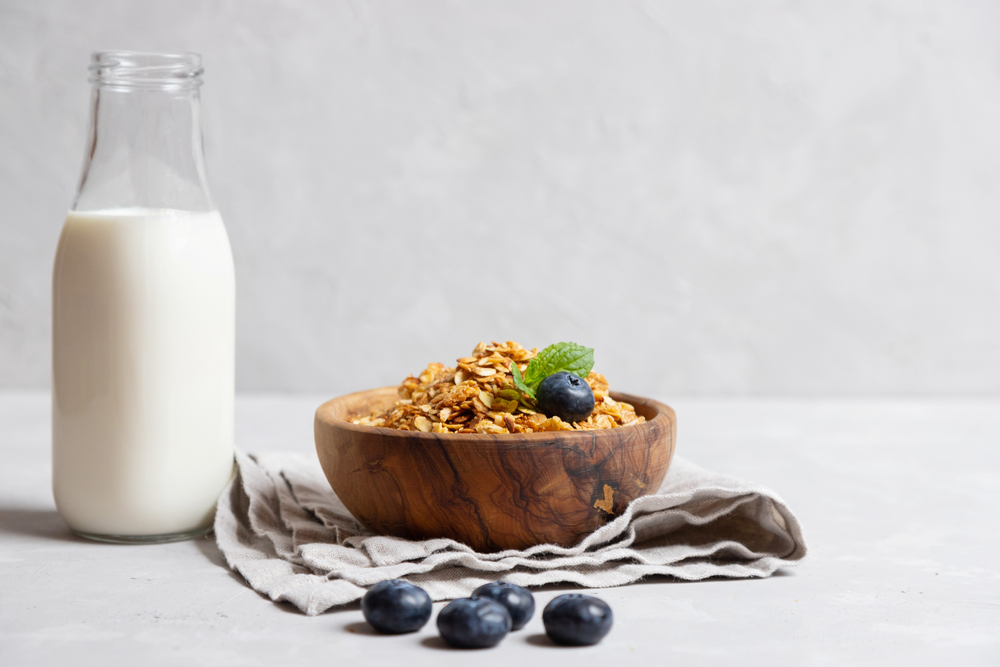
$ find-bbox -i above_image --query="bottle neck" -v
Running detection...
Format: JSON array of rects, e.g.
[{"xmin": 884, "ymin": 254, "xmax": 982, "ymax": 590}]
[{"xmin": 73, "ymin": 52, "xmax": 214, "ymax": 213}]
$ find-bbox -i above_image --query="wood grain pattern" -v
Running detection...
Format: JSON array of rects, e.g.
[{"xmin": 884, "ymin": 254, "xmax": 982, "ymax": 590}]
[{"xmin": 314, "ymin": 387, "xmax": 676, "ymax": 552}]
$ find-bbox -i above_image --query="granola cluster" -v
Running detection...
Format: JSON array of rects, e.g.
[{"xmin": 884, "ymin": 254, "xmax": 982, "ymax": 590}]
[{"xmin": 352, "ymin": 341, "xmax": 645, "ymax": 434}]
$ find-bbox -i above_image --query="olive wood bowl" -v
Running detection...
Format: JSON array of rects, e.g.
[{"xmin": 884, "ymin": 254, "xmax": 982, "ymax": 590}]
[{"xmin": 314, "ymin": 387, "xmax": 676, "ymax": 552}]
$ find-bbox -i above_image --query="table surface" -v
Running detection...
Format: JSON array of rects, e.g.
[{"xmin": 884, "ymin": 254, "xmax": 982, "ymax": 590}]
[{"xmin": 2, "ymin": 392, "xmax": 999, "ymax": 667}]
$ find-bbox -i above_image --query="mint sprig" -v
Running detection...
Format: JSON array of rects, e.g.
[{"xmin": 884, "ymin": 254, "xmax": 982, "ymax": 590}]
[
  {"xmin": 509, "ymin": 342, "xmax": 594, "ymax": 400},
  {"xmin": 510, "ymin": 363, "xmax": 534, "ymax": 399}
]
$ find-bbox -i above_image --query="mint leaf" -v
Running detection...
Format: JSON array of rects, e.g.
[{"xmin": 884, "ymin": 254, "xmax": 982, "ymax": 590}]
[
  {"xmin": 529, "ymin": 342, "xmax": 594, "ymax": 381},
  {"xmin": 510, "ymin": 342, "xmax": 595, "ymax": 400},
  {"xmin": 510, "ymin": 362, "xmax": 536, "ymax": 400}
]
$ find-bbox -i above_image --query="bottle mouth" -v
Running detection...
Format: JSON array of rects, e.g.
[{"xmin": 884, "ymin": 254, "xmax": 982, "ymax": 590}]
[{"xmin": 89, "ymin": 51, "xmax": 203, "ymax": 90}]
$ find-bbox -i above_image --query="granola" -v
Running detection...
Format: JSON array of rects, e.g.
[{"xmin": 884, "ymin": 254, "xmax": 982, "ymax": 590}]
[{"xmin": 351, "ymin": 341, "xmax": 645, "ymax": 434}]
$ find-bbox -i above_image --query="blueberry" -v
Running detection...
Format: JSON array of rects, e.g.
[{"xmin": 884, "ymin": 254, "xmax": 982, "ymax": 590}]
[
  {"xmin": 471, "ymin": 581, "xmax": 535, "ymax": 631},
  {"xmin": 437, "ymin": 597, "xmax": 512, "ymax": 649},
  {"xmin": 542, "ymin": 594, "xmax": 613, "ymax": 646},
  {"xmin": 535, "ymin": 372, "xmax": 595, "ymax": 423},
  {"xmin": 361, "ymin": 580, "xmax": 432, "ymax": 634}
]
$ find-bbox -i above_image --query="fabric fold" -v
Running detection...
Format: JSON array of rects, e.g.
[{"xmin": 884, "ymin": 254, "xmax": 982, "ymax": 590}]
[{"xmin": 213, "ymin": 450, "xmax": 806, "ymax": 616}]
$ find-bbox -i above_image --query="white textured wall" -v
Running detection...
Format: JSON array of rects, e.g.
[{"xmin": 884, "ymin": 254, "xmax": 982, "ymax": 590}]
[{"xmin": 2, "ymin": 1, "xmax": 999, "ymax": 396}]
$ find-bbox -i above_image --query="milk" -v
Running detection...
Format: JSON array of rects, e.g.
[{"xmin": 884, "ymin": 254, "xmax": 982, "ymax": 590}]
[{"xmin": 52, "ymin": 208, "xmax": 235, "ymax": 538}]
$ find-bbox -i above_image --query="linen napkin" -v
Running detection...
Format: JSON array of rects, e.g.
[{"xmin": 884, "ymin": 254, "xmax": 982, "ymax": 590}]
[{"xmin": 214, "ymin": 450, "xmax": 806, "ymax": 615}]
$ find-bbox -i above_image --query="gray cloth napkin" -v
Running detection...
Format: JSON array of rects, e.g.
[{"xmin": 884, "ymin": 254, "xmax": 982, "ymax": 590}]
[{"xmin": 214, "ymin": 450, "xmax": 807, "ymax": 616}]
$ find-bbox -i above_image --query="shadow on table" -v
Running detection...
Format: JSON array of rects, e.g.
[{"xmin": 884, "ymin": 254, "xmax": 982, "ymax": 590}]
[
  {"xmin": 343, "ymin": 621, "xmax": 381, "ymax": 635},
  {"xmin": 192, "ymin": 534, "xmax": 270, "ymax": 600},
  {"xmin": 418, "ymin": 635, "xmax": 557, "ymax": 650},
  {"xmin": 525, "ymin": 634, "xmax": 559, "ymax": 647},
  {"xmin": 419, "ymin": 636, "xmax": 454, "ymax": 650},
  {"xmin": 193, "ymin": 531, "xmax": 229, "ymax": 568},
  {"xmin": 0, "ymin": 506, "xmax": 81, "ymax": 542}
]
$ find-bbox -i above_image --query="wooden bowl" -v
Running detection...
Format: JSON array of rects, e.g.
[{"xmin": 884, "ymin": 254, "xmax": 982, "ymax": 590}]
[{"xmin": 314, "ymin": 387, "xmax": 676, "ymax": 552}]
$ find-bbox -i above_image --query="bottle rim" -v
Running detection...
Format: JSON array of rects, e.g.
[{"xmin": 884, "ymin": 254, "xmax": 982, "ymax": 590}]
[{"xmin": 89, "ymin": 51, "xmax": 203, "ymax": 90}]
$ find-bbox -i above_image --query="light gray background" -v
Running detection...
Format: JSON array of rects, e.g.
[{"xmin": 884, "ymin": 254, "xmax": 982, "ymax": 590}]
[{"xmin": 2, "ymin": 1, "xmax": 999, "ymax": 396}]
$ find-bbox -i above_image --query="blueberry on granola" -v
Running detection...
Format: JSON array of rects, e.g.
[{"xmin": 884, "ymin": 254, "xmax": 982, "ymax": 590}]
[
  {"xmin": 542, "ymin": 594, "xmax": 613, "ymax": 646},
  {"xmin": 471, "ymin": 581, "xmax": 535, "ymax": 630},
  {"xmin": 535, "ymin": 371, "xmax": 595, "ymax": 423},
  {"xmin": 437, "ymin": 597, "xmax": 512, "ymax": 648},
  {"xmin": 361, "ymin": 579, "xmax": 432, "ymax": 634}
]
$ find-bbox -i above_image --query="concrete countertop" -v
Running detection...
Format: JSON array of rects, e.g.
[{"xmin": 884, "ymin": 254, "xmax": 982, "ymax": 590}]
[{"xmin": 2, "ymin": 392, "xmax": 998, "ymax": 666}]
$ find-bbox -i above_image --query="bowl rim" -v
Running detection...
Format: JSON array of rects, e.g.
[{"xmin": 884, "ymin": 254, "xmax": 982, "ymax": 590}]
[{"xmin": 315, "ymin": 386, "xmax": 675, "ymax": 443}]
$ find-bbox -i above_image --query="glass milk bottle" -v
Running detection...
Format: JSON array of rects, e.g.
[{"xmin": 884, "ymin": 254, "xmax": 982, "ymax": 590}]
[{"xmin": 53, "ymin": 52, "xmax": 235, "ymax": 543}]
